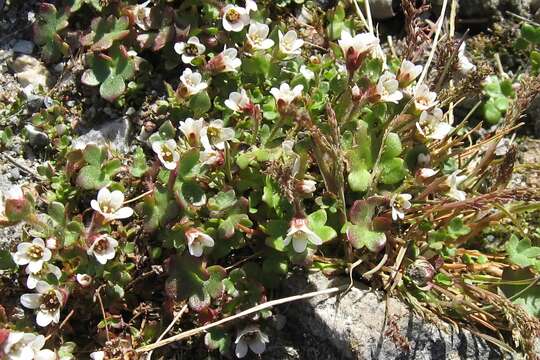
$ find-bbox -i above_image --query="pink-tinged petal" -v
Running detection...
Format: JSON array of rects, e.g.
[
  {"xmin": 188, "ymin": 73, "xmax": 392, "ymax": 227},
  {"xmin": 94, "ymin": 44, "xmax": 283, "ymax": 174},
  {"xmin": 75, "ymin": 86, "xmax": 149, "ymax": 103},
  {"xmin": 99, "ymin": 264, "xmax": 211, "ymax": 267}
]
[
  {"xmin": 201, "ymin": 234, "xmax": 215, "ymax": 247},
  {"xmin": 20, "ymin": 293, "xmax": 41, "ymax": 309},
  {"xmin": 90, "ymin": 351, "xmax": 106, "ymax": 360},
  {"xmin": 94, "ymin": 253, "xmax": 109, "ymax": 265},
  {"xmin": 235, "ymin": 340, "xmax": 248, "ymax": 358},
  {"xmin": 36, "ymin": 310, "xmax": 53, "ymax": 327},
  {"xmin": 113, "ymin": 207, "xmax": 133, "ymax": 220}
]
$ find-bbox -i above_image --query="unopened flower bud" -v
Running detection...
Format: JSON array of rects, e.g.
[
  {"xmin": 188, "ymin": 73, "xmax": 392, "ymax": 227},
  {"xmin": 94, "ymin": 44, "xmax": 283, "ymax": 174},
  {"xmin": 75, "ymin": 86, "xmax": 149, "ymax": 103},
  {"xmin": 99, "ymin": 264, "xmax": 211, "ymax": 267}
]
[
  {"xmin": 296, "ymin": 179, "xmax": 316, "ymax": 194},
  {"xmin": 406, "ymin": 259, "xmax": 436, "ymax": 289},
  {"xmin": 3, "ymin": 186, "xmax": 33, "ymax": 223}
]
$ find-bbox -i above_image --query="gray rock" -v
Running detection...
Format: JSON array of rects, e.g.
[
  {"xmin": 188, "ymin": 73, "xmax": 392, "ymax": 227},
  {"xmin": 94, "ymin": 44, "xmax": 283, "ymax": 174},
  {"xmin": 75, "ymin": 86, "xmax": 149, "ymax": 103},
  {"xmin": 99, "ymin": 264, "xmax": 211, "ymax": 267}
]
[
  {"xmin": 72, "ymin": 117, "xmax": 131, "ymax": 153},
  {"xmin": 8, "ymin": 55, "xmax": 52, "ymax": 89},
  {"xmin": 371, "ymin": 0, "xmax": 396, "ymax": 20},
  {"xmin": 12, "ymin": 39, "xmax": 34, "ymax": 55},
  {"xmin": 271, "ymin": 272, "xmax": 508, "ymax": 360},
  {"xmin": 24, "ymin": 124, "xmax": 49, "ymax": 148}
]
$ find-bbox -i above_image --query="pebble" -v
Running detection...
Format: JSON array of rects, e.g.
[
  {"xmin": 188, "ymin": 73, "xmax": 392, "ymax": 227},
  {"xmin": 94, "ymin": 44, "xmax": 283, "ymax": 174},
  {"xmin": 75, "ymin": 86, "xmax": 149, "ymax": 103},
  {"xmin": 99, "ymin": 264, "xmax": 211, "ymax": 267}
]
[
  {"xmin": 25, "ymin": 124, "xmax": 49, "ymax": 148},
  {"xmin": 8, "ymin": 168, "xmax": 21, "ymax": 181},
  {"xmin": 8, "ymin": 55, "xmax": 52, "ymax": 89},
  {"xmin": 12, "ymin": 40, "xmax": 34, "ymax": 55}
]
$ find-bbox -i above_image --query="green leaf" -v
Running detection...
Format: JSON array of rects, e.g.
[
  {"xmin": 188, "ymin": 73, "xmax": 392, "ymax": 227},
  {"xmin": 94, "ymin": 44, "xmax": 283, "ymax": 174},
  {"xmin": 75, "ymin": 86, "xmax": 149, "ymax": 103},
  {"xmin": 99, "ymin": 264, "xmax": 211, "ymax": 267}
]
[
  {"xmin": 100, "ymin": 75, "xmax": 126, "ymax": 102},
  {"xmin": 48, "ymin": 202, "xmax": 65, "ymax": 225},
  {"xmin": 219, "ymin": 214, "xmax": 252, "ymax": 239},
  {"xmin": 242, "ymin": 54, "xmax": 271, "ymax": 75},
  {"xmin": 447, "ymin": 217, "xmax": 471, "ymax": 239},
  {"xmin": 180, "ymin": 180, "xmax": 206, "ymax": 206},
  {"xmin": 307, "ymin": 209, "xmax": 327, "ymax": 227},
  {"xmin": 506, "ymin": 235, "xmax": 540, "ymax": 268},
  {"xmin": 379, "ymin": 158, "xmax": 406, "ymax": 185},
  {"xmin": 143, "ymin": 184, "xmax": 179, "ymax": 232},
  {"xmin": 208, "ymin": 190, "xmax": 237, "ymax": 212},
  {"xmin": 345, "ymin": 223, "xmax": 386, "ymax": 252},
  {"xmin": 76, "ymin": 165, "xmax": 108, "ymax": 190},
  {"xmin": 521, "ymin": 23, "xmax": 540, "ymax": 44},
  {"xmin": 382, "ymin": 133, "xmax": 402, "ymax": 159},
  {"xmin": 33, "ymin": 3, "xmax": 70, "ymax": 62},
  {"xmin": 131, "ymin": 148, "xmax": 149, "ymax": 178},
  {"xmin": 102, "ymin": 159, "xmax": 122, "ymax": 177},
  {"xmin": 81, "ymin": 15, "xmax": 130, "ymax": 51},
  {"xmin": 483, "ymin": 99, "xmax": 502, "ymax": 125},
  {"xmin": 348, "ymin": 168, "xmax": 371, "ymax": 192},
  {"xmin": 501, "ymin": 268, "xmax": 540, "ymax": 317},
  {"xmin": 83, "ymin": 144, "xmax": 106, "ymax": 165},
  {"xmin": 264, "ymin": 220, "xmax": 289, "ymax": 251},
  {"xmin": 205, "ymin": 328, "xmax": 231, "ymax": 354},
  {"xmin": 189, "ymin": 91, "xmax": 212, "ymax": 116},
  {"xmin": 0, "ymin": 250, "xmax": 16, "ymax": 270},
  {"xmin": 179, "ymin": 148, "xmax": 200, "ymax": 177},
  {"xmin": 166, "ymin": 255, "xmax": 210, "ymax": 311},
  {"xmin": 64, "ymin": 221, "xmax": 83, "ymax": 247}
]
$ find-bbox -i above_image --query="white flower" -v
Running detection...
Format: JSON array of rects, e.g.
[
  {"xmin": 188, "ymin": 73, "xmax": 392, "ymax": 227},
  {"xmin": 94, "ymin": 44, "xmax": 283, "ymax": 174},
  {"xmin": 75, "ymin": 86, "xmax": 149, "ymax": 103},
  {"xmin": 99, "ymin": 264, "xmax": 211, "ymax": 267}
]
[
  {"xmin": 207, "ymin": 47, "xmax": 242, "ymax": 73},
  {"xmin": 246, "ymin": 22, "xmax": 274, "ymax": 50},
  {"xmin": 457, "ymin": 42, "xmax": 475, "ymax": 73},
  {"xmin": 89, "ymin": 351, "xmax": 105, "ymax": 360},
  {"xmin": 132, "ymin": 0, "xmax": 152, "ymax": 31},
  {"xmin": 270, "ymin": 83, "xmax": 303, "ymax": 107},
  {"xmin": 445, "ymin": 171, "xmax": 467, "ymax": 201},
  {"xmin": 300, "ymin": 65, "xmax": 315, "ymax": 81},
  {"xmin": 87, "ymin": 234, "xmax": 119, "ymax": 265},
  {"xmin": 25, "ymin": 263, "xmax": 61, "ymax": 290},
  {"xmin": 245, "ymin": 0, "xmax": 257, "ymax": 12},
  {"xmin": 296, "ymin": 179, "xmax": 316, "ymax": 194},
  {"xmin": 174, "ymin": 36, "xmax": 206, "ymax": 64},
  {"xmin": 180, "ymin": 68, "xmax": 208, "ymax": 97},
  {"xmin": 222, "ymin": 4, "xmax": 250, "ymax": 32},
  {"xmin": 11, "ymin": 238, "xmax": 52, "ymax": 273},
  {"xmin": 283, "ymin": 217, "xmax": 322, "ymax": 253},
  {"xmin": 338, "ymin": 30, "xmax": 379, "ymax": 57},
  {"xmin": 417, "ymin": 108, "xmax": 454, "ymax": 140},
  {"xmin": 201, "ymin": 119, "xmax": 235, "ymax": 150},
  {"xmin": 20, "ymin": 281, "xmax": 63, "ymax": 327},
  {"xmin": 179, "ymin": 117, "xmax": 206, "ymax": 146},
  {"xmin": 413, "ymin": 84, "xmax": 438, "ymax": 111},
  {"xmin": 152, "ymin": 139, "xmax": 180, "ymax": 170},
  {"xmin": 235, "ymin": 325, "xmax": 269, "ymax": 358},
  {"xmin": 185, "ymin": 228, "xmax": 215, "ymax": 257},
  {"xmin": 338, "ymin": 30, "xmax": 379, "ymax": 72},
  {"xmin": 200, "ymin": 145, "xmax": 223, "ymax": 166},
  {"xmin": 76, "ymin": 274, "xmax": 93, "ymax": 287},
  {"xmin": 375, "ymin": 72, "xmax": 403, "ymax": 103},
  {"xmin": 390, "ymin": 193, "xmax": 412, "ymax": 221},
  {"xmin": 90, "ymin": 187, "xmax": 133, "ymax": 222},
  {"xmin": 278, "ymin": 30, "xmax": 303, "ymax": 57},
  {"xmin": 3, "ymin": 332, "xmax": 56, "ymax": 360},
  {"xmin": 225, "ymin": 89, "xmax": 251, "ymax": 112},
  {"xmin": 397, "ymin": 60, "xmax": 422, "ymax": 86}
]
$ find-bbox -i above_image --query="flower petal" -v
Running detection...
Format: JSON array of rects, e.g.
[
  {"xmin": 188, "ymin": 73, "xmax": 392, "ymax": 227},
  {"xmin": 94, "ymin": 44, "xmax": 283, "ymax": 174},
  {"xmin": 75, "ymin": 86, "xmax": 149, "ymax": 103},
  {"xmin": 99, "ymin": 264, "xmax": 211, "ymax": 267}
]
[
  {"xmin": 20, "ymin": 293, "xmax": 41, "ymax": 309},
  {"xmin": 235, "ymin": 340, "xmax": 248, "ymax": 358},
  {"xmin": 114, "ymin": 207, "xmax": 134, "ymax": 220}
]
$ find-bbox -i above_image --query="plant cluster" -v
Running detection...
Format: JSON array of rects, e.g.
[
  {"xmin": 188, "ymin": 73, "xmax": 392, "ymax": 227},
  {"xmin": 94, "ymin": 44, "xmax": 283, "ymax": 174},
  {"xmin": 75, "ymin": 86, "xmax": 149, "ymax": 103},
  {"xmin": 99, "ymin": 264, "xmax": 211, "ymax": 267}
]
[{"xmin": 0, "ymin": 0, "xmax": 540, "ymax": 359}]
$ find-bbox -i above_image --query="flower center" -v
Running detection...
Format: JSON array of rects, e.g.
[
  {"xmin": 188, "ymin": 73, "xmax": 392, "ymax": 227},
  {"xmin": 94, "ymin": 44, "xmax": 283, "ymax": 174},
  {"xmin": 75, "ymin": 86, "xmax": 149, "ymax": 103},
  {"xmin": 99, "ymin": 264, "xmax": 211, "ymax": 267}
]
[
  {"xmin": 101, "ymin": 201, "xmax": 114, "ymax": 214},
  {"xmin": 207, "ymin": 126, "xmax": 221, "ymax": 142},
  {"xmin": 27, "ymin": 245, "xmax": 44, "ymax": 260},
  {"xmin": 94, "ymin": 239, "xmax": 109, "ymax": 253},
  {"xmin": 41, "ymin": 290, "xmax": 60, "ymax": 312},
  {"xmin": 226, "ymin": 8, "xmax": 240, "ymax": 22},
  {"xmin": 162, "ymin": 146, "xmax": 175, "ymax": 162},
  {"xmin": 184, "ymin": 43, "xmax": 199, "ymax": 56}
]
